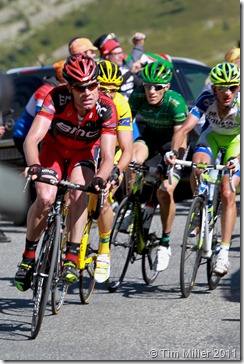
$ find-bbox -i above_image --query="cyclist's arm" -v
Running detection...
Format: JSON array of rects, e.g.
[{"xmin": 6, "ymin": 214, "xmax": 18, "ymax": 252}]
[
  {"xmin": 171, "ymin": 113, "xmax": 199, "ymax": 158},
  {"xmin": 116, "ymin": 129, "xmax": 133, "ymax": 174},
  {"xmin": 96, "ymin": 132, "xmax": 117, "ymax": 182},
  {"xmin": 23, "ymin": 114, "xmax": 51, "ymax": 166}
]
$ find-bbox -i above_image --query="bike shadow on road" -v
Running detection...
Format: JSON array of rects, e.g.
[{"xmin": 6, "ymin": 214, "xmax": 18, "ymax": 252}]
[{"xmin": 0, "ymin": 293, "xmax": 33, "ymax": 341}]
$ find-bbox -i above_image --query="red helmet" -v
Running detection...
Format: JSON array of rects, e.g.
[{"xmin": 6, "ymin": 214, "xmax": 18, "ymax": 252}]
[{"xmin": 63, "ymin": 53, "xmax": 99, "ymax": 83}]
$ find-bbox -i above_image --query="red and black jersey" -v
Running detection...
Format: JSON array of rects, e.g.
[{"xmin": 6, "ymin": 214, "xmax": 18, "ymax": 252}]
[{"xmin": 38, "ymin": 85, "xmax": 117, "ymax": 149}]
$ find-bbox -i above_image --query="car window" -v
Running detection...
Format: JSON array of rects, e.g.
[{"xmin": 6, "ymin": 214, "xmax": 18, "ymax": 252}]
[{"xmin": 178, "ymin": 65, "xmax": 210, "ymax": 100}]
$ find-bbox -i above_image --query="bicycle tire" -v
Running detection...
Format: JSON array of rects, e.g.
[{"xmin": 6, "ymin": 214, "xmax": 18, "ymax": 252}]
[
  {"xmin": 51, "ymin": 241, "xmax": 68, "ymax": 314},
  {"xmin": 79, "ymin": 220, "xmax": 98, "ymax": 303},
  {"xmin": 180, "ymin": 196, "xmax": 203, "ymax": 298},
  {"xmin": 142, "ymin": 208, "xmax": 161, "ymax": 285},
  {"xmin": 207, "ymin": 202, "xmax": 222, "ymax": 290},
  {"xmin": 51, "ymin": 211, "xmax": 68, "ymax": 314},
  {"xmin": 31, "ymin": 215, "xmax": 61, "ymax": 339},
  {"xmin": 107, "ymin": 196, "xmax": 135, "ymax": 293}
]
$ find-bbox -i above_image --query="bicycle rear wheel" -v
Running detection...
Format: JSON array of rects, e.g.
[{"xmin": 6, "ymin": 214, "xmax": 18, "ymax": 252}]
[
  {"xmin": 79, "ymin": 220, "xmax": 98, "ymax": 303},
  {"xmin": 207, "ymin": 202, "xmax": 222, "ymax": 290},
  {"xmin": 142, "ymin": 207, "xmax": 161, "ymax": 285},
  {"xmin": 31, "ymin": 216, "xmax": 60, "ymax": 339},
  {"xmin": 180, "ymin": 196, "xmax": 203, "ymax": 298},
  {"xmin": 107, "ymin": 196, "xmax": 135, "ymax": 293}
]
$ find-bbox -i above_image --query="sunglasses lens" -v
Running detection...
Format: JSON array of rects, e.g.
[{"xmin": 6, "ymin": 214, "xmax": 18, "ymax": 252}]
[
  {"xmin": 217, "ymin": 86, "xmax": 238, "ymax": 93},
  {"xmin": 73, "ymin": 82, "xmax": 98, "ymax": 92},
  {"xmin": 144, "ymin": 84, "xmax": 165, "ymax": 91}
]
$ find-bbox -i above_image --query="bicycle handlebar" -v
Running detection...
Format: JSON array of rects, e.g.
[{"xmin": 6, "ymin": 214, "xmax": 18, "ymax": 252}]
[
  {"xmin": 128, "ymin": 161, "xmax": 157, "ymax": 174},
  {"xmin": 168, "ymin": 159, "xmax": 236, "ymax": 192}
]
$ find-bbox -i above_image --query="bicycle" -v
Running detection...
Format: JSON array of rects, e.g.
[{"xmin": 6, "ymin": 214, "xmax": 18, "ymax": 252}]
[
  {"xmin": 170, "ymin": 149, "xmax": 235, "ymax": 298},
  {"xmin": 107, "ymin": 161, "xmax": 162, "ymax": 293},
  {"xmin": 77, "ymin": 191, "xmax": 105, "ymax": 304},
  {"xmin": 25, "ymin": 160, "xmax": 104, "ymax": 339}
]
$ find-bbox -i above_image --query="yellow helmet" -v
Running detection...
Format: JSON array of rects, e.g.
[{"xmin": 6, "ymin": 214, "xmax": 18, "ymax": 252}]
[{"xmin": 98, "ymin": 60, "xmax": 123, "ymax": 87}]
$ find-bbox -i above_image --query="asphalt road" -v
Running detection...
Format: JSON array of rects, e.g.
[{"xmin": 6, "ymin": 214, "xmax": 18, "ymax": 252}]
[{"xmin": 0, "ymin": 196, "xmax": 240, "ymax": 361}]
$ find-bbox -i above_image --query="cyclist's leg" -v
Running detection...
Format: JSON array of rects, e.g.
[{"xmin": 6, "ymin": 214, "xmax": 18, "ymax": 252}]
[
  {"xmin": 214, "ymin": 136, "xmax": 240, "ymax": 275},
  {"xmin": 63, "ymin": 152, "xmax": 95, "ymax": 284},
  {"xmin": 15, "ymin": 144, "xmax": 60, "ymax": 291}
]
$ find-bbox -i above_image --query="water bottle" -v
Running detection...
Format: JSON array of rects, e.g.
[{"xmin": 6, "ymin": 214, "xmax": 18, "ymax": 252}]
[{"xmin": 143, "ymin": 201, "xmax": 156, "ymax": 236}]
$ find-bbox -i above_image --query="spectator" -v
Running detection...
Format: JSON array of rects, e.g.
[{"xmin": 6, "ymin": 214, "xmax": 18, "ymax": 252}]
[
  {"xmin": 94, "ymin": 32, "xmax": 147, "ymax": 100},
  {"xmin": 68, "ymin": 37, "xmax": 98, "ymax": 58}
]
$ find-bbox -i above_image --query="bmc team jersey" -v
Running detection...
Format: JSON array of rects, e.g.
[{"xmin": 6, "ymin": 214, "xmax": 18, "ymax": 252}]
[
  {"xmin": 38, "ymin": 85, "xmax": 117, "ymax": 150},
  {"xmin": 190, "ymin": 90, "xmax": 240, "ymax": 136},
  {"xmin": 129, "ymin": 86, "xmax": 188, "ymax": 141}
]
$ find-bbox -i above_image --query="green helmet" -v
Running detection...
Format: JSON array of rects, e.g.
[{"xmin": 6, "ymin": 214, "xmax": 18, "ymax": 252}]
[
  {"xmin": 141, "ymin": 60, "xmax": 173, "ymax": 84},
  {"xmin": 210, "ymin": 62, "xmax": 240, "ymax": 86}
]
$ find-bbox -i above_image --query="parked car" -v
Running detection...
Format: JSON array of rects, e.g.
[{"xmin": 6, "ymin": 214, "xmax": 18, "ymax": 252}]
[{"xmin": 1, "ymin": 65, "xmax": 56, "ymax": 165}]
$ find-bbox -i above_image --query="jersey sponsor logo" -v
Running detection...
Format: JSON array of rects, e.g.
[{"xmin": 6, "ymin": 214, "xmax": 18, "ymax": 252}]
[
  {"xmin": 207, "ymin": 111, "xmax": 239, "ymax": 129},
  {"xmin": 119, "ymin": 117, "xmax": 131, "ymax": 127},
  {"xmin": 56, "ymin": 121, "xmax": 100, "ymax": 140},
  {"xmin": 59, "ymin": 94, "xmax": 72, "ymax": 106}
]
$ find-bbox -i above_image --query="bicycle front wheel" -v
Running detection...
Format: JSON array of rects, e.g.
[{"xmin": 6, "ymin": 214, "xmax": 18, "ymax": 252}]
[
  {"xmin": 51, "ymin": 241, "xmax": 68, "ymax": 315},
  {"xmin": 180, "ymin": 196, "xmax": 203, "ymax": 298},
  {"xmin": 107, "ymin": 196, "xmax": 135, "ymax": 293},
  {"xmin": 142, "ymin": 207, "xmax": 161, "ymax": 285},
  {"xmin": 31, "ymin": 216, "xmax": 61, "ymax": 339},
  {"xmin": 207, "ymin": 202, "xmax": 222, "ymax": 290},
  {"xmin": 79, "ymin": 220, "xmax": 98, "ymax": 303}
]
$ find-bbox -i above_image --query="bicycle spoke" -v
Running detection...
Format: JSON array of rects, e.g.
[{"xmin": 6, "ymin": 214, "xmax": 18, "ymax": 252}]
[{"xmin": 180, "ymin": 196, "xmax": 203, "ymax": 298}]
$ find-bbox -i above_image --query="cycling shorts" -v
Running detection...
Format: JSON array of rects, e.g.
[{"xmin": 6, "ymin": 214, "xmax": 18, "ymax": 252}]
[
  {"xmin": 39, "ymin": 140, "xmax": 96, "ymax": 180},
  {"xmin": 195, "ymin": 130, "xmax": 240, "ymax": 162}
]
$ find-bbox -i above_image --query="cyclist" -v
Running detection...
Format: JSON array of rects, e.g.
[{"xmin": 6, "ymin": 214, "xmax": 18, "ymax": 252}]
[
  {"xmin": 128, "ymin": 60, "xmax": 188, "ymax": 271},
  {"xmin": 13, "ymin": 60, "xmax": 66, "ymax": 162},
  {"xmin": 68, "ymin": 37, "xmax": 98, "ymax": 58},
  {"xmin": 168, "ymin": 62, "xmax": 240, "ymax": 276},
  {"xmin": 93, "ymin": 60, "xmax": 133, "ymax": 283},
  {"xmin": 14, "ymin": 53, "xmax": 117, "ymax": 291}
]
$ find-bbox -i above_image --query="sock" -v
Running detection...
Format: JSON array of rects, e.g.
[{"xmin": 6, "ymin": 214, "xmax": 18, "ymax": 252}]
[
  {"xmin": 98, "ymin": 231, "xmax": 111, "ymax": 254},
  {"xmin": 64, "ymin": 241, "xmax": 80, "ymax": 265},
  {"xmin": 23, "ymin": 239, "xmax": 38, "ymax": 262},
  {"xmin": 160, "ymin": 232, "xmax": 170, "ymax": 248},
  {"xmin": 220, "ymin": 242, "xmax": 230, "ymax": 250}
]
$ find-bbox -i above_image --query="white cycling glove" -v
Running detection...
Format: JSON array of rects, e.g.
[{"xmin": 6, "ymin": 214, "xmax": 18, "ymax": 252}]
[
  {"xmin": 164, "ymin": 150, "xmax": 178, "ymax": 164},
  {"xmin": 228, "ymin": 158, "xmax": 240, "ymax": 173}
]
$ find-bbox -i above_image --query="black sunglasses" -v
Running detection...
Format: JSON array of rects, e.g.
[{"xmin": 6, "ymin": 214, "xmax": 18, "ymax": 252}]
[
  {"xmin": 71, "ymin": 82, "xmax": 98, "ymax": 93},
  {"xmin": 216, "ymin": 85, "xmax": 239, "ymax": 93},
  {"xmin": 143, "ymin": 83, "xmax": 167, "ymax": 91}
]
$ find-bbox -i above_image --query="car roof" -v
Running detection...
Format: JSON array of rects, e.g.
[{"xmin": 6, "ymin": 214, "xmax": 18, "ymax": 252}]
[
  {"xmin": 7, "ymin": 65, "xmax": 54, "ymax": 75},
  {"xmin": 171, "ymin": 56, "xmax": 209, "ymax": 67}
]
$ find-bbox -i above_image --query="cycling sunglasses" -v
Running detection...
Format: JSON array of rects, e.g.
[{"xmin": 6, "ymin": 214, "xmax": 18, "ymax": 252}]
[
  {"xmin": 143, "ymin": 83, "xmax": 167, "ymax": 91},
  {"xmin": 71, "ymin": 82, "xmax": 98, "ymax": 93},
  {"xmin": 100, "ymin": 86, "xmax": 118, "ymax": 93},
  {"xmin": 216, "ymin": 85, "xmax": 239, "ymax": 93}
]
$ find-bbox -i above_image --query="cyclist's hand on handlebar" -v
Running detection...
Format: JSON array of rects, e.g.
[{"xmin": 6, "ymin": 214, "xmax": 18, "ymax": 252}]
[
  {"xmin": 227, "ymin": 157, "xmax": 240, "ymax": 173},
  {"xmin": 25, "ymin": 164, "xmax": 42, "ymax": 180},
  {"xmin": 108, "ymin": 165, "xmax": 120, "ymax": 187},
  {"xmin": 164, "ymin": 150, "xmax": 178, "ymax": 165},
  {"xmin": 90, "ymin": 176, "xmax": 106, "ymax": 192}
]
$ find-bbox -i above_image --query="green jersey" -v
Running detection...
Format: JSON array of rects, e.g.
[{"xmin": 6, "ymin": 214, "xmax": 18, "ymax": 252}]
[{"xmin": 129, "ymin": 86, "xmax": 188, "ymax": 140}]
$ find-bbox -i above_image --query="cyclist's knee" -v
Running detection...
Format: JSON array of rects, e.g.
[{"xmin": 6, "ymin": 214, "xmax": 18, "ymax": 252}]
[{"xmin": 157, "ymin": 184, "xmax": 174, "ymax": 201}]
